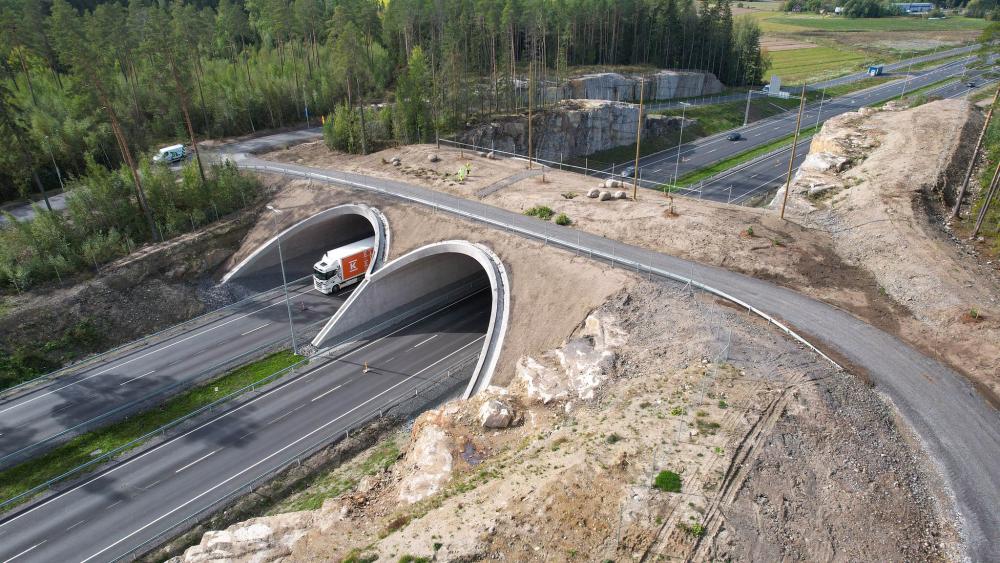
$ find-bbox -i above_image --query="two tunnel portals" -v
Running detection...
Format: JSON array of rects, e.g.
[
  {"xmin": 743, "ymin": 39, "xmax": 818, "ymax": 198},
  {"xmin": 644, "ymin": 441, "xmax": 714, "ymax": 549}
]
[{"xmin": 222, "ymin": 205, "xmax": 508, "ymax": 399}]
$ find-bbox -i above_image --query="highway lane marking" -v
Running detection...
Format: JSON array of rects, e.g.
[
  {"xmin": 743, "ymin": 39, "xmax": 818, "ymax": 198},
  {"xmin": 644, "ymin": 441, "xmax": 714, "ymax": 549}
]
[
  {"xmin": 0, "ymin": 292, "xmax": 487, "ymax": 534},
  {"xmin": 311, "ymin": 383, "xmax": 346, "ymax": 402},
  {"xmin": 0, "ymin": 285, "xmax": 319, "ymax": 415},
  {"xmin": 66, "ymin": 520, "xmax": 87, "ymax": 531},
  {"xmin": 78, "ymin": 335, "xmax": 487, "ymax": 563},
  {"xmin": 107, "ymin": 500, "xmax": 122, "ymax": 509},
  {"xmin": 2, "ymin": 541, "xmax": 45, "ymax": 562},
  {"xmin": 119, "ymin": 370, "xmax": 156, "ymax": 386},
  {"xmin": 175, "ymin": 450, "xmax": 220, "ymax": 474},
  {"xmin": 413, "ymin": 335, "xmax": 438, "ymax": 348},
  {"xmin": 240, "ymin": 323, "xmax": 271, "ymax": 336},
  {"xmin": 0, "ymin": 354, "xmax": 367, "ymax": 535},
  {"xmin": 269, "ymin": 404, "xmax": 304, "ymax": 425}
]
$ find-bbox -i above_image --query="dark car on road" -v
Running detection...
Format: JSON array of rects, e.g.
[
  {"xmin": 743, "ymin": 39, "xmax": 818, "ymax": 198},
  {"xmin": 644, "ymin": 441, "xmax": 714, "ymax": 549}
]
[{"xmin": 727, "ymin": 132, "xmax": 742, "ymax": 141}]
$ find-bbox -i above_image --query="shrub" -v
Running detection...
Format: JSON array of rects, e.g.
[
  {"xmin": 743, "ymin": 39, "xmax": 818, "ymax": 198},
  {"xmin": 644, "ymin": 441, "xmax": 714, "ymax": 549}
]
[
  {"xmin": 555, "ymin": 213, "xmax": 572, "ymax": 226},
  {"xmin": 524, "ymin": 205, "xmax": 555, "ymax": 220},
  {"xmin": 669, "ymin": 406, "xmax": 686, "ymax": 416},
  {"xmin": 653, "ymin": 470, "xmax": 682, "ymax": 493},
  {"xmin": 679, "ymin": 522, "xmax": 706, "ymax": 537},
  {"xmin": 605, "ymin": 433, "xmax": 622, "ymax": 444}
]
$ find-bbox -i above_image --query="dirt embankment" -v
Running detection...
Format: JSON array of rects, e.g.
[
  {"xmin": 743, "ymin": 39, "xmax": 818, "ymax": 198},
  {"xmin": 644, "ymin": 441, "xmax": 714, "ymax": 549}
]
[
  {"xmin": 221, "ymin": 175, "xmax": 629, "ymax": 381},
  {"xmin": 0, "ymin": 215, "xmax": 255, "ymax": 379},
  {"xmin": 264, "ymin": 99, "xmax": 1000, "ymax": 403},
  {"xmin": 171, "ymin": 281, "xmax": 955, "ymax": 562},
  {"xmin": 777, "ymin": 99, "xmax": 1000, "ymax": 401}
]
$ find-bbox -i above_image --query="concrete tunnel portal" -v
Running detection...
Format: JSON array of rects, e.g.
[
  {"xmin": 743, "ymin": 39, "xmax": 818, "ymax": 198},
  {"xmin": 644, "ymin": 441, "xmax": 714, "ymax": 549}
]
[
  {"xmin": 222, "ymin": 204, "xmax": 391, "ymax": 293},
  {"xmin": 312, "ymin": 241, "xmax": 510, "ymax": 399}
]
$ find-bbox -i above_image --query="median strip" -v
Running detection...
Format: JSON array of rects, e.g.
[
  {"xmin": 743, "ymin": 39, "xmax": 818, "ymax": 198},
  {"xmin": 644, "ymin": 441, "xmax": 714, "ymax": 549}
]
[
  {"xmin": 664, "ymin": 125, "xmax": 820, "ymax": 191},
  {"xmin": 0, "ymin": 350, "xmax": 301, "ymax": 512}
]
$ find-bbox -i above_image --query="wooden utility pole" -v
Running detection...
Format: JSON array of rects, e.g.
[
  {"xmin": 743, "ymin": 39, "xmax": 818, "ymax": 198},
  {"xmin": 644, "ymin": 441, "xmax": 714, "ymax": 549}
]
[
  {"xmin": 972, "ymin": 158, "xmax": 1000, "ymax": 237},
  {"xmin": 780, "ymin": 85, "xmax": 808, "ymax": 220},
  {"xmin": 952, "ymin": 85, "xmax": 1000, "ymax": 219},
  {"xmin": 527, "ymin": 59, "xmax": 533, "ymax": 170},
  {"xmin": 632, "ymin": 75, "xmax": 645, "ymax": 200}
]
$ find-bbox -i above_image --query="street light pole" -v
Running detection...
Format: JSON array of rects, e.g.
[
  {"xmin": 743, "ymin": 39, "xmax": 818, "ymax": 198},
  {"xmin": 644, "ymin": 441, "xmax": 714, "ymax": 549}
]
[
  {"xmin": 674, "ymin": 102, "xmax": 690, "ymax": 187},
  {"xmin": 815, "ymin": 88, "xmax": 826, "ymax": 129},
  {"xmin": 743, "ymin": 89, "xmax": 753, "ymax": 127},
  {"xmin": 266, "ymin": 205, "xmax": 299, "ymax": 355}
]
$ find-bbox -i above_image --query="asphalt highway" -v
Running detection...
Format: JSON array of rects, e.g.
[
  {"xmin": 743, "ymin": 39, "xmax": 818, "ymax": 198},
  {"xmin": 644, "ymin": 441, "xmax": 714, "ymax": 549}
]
[
  {"xmin": 687, "ymin": 68, "xmax": 1000, "ymax": 205},
  {"xmin": 228, "ymin": 152, "xmax": 999, "ymax": 560},
  {"xmin": 620, "ymin": 55, "xmax": 988, "ymax": 186},
  {"xmin": 0, "ymin": 291, "xmax": 491, "ymax": 563},
  {"xmin": 0, "ymin": 278, "xmax": 346, "ymax": 468}
]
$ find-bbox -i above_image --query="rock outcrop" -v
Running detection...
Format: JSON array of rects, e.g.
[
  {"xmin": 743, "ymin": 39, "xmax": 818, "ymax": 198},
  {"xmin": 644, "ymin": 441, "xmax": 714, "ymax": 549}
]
[
  {"xmin": 542, "ymin": 69, "xmax": 724, "ymax": 102},
  {"xmin": 514, "ymin": 312, "xmax": 626, "ymax": 404},
  {"xmin": 458, "ymin": 100, "xmax": 692, "ymax": 161}
]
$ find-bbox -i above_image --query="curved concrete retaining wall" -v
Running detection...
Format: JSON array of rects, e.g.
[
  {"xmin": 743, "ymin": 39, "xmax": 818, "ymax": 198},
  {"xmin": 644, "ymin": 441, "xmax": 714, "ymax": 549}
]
[
  {"xmin": 222, "ymin": 204, "xmax": 390, "ymax": 288},
  {"xmin": 312, "ymin": 241, "xmax": 510, "ymax": 399}
]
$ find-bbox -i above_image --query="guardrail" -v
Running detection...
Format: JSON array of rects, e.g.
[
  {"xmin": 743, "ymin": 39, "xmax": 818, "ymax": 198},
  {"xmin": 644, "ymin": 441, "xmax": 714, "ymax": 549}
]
[
  {"xmin": 112, "ymin": 352, "xmax": 479, "ymax": 562},
  {"xmin": 0, "ymin": 275, "xmax": 312, "ymax": 399},
  {"xmin": 238, "ymin": 161, "xmax": 843, "ymax": 374},
  {"xmin": 0, "ymin": 315, "xmax": 327, "ymax": 470}
]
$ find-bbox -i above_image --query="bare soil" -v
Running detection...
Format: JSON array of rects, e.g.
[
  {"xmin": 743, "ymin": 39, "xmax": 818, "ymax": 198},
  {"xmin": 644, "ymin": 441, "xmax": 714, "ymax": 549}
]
[
  {"xmin": 781, "ymin": 99, "xmax": 1000, "ymax": 401},
  {"xmin": 262, "ymin": 110, "xmax": 999, "ymax": 404},
  {"xmin": 223, "ymin": 175, "xmax": 630, "ymax": 381},
  {"xmin": 171, "ymin": 282, "xmax": 956, "ymax": 562},
  {"xmin": 0, "ymin": 216, "xmax": 255, "ymax": 382}
]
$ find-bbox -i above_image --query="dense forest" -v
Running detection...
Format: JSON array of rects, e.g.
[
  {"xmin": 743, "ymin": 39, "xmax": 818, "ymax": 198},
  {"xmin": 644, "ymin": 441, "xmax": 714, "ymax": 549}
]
[{"xmin": 0, "ymin": 0, "xmax": 767, "ymax": 206}]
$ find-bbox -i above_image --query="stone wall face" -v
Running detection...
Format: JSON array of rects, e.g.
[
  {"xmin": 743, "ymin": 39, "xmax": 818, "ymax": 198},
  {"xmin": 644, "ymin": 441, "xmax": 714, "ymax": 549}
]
[
  {"xmin": 457, "ymin": 100, "xmax": 690, "ymax": 161},
  {"xmin": 542, "ymin": 70, "xmax": 724, "ymax": 103}
]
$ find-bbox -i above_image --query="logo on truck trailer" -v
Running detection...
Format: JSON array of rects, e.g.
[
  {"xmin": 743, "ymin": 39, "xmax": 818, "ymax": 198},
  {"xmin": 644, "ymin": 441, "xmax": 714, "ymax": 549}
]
[{"xmin": 342, "ymin": 249, "xmax": 372, "ymax": 279}]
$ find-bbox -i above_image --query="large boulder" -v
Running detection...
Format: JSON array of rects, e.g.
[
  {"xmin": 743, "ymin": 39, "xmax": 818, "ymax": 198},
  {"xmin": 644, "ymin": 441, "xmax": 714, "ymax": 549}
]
[{"xmin": 478, "ymin": 399, "xmax": 515, "ymax": 429}]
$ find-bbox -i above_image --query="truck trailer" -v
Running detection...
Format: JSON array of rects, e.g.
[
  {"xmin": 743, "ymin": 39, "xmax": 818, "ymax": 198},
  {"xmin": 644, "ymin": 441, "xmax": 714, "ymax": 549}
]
[{"xmin": 312, "ymin": 236, "xmax": 376, "ymax": 294}]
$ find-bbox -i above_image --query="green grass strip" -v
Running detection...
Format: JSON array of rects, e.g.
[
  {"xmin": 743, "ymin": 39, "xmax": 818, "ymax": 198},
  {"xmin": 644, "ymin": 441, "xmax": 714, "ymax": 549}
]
[
  {"xmin": 0, "ymin": 349, "xmax": 300, "ymax": 507},
  {"xmin": 667, "ymin": 125, "xmax": 820, "ymax": 190}
]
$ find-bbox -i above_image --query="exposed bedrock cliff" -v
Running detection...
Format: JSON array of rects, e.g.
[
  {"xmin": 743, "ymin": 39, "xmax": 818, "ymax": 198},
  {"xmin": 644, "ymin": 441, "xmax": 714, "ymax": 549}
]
[{"xmin": 458, "ymin": 99, "xmax": 692, "ymax": 161}]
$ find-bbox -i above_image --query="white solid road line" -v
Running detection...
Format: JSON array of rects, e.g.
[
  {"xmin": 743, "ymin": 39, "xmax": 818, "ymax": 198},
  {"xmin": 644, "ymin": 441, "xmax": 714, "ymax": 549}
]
[
  {"xmin": 412, "ymin": 335, "xmax": 438, "ymax": 348},
  {"xmin": 119, "ymin": 370, "xmax": 156, "ymax": 386},
  {"xmin": 0, "ymin": 285, "xmax": 316, "ymax": 415},
  {"xmin": 2, "ymin": 541, "xmax": 45, "ymax": 563},
  {"xmin": 78, "ymin": 335, "xmax": 487, "ymax": 563},
  {"xmin": 240, "ymin": 323, "xmax": 271, "ymax": 336},
  {"xmin": 0, "ymin": 295, "xmax": 488, "ymax": 534},
  {"xmin": 175, "ymin": 450, "xmax": 219, "ymax": 474}
]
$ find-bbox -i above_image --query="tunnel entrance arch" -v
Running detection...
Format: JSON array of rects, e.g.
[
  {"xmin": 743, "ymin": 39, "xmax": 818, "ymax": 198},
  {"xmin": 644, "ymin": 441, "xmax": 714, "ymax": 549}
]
[
  {"xmin": 312, "ymin": 241, "xmax": 509, "ymax": 399},
  {"xmin": 222, "ymin": 204, "xmax": 390, "ymax": 292}
]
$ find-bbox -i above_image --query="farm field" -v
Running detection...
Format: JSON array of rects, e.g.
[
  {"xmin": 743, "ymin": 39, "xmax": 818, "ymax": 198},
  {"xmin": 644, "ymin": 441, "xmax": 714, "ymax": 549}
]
[
  {"xmin": 767, "ymin": 46, "xmax": 868, "ymax": 83},
  {"xmin": 737, "ymin": 6, "xmax": 988, "ymax": 84},
  {"xmin": 765, "ymin": 15, "xmax": 989, "ymax": 33}
]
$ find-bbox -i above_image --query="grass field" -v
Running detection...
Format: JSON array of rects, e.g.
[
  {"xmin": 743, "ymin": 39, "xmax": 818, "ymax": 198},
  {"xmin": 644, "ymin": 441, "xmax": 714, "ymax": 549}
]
[
  {"xmin": 671, "ymin": 125, "xmax": 820, "ymax": 189},
  {"xmin": 0, "ymin": 350, "xmax": 301, "ymax": 510},
  {"xmin": 766, "ymin": 15, "xmax": 989, "ymax": 33},
  {"xmin": 767, "ymin": 46, "xmax": 868, "ymax": 83}
]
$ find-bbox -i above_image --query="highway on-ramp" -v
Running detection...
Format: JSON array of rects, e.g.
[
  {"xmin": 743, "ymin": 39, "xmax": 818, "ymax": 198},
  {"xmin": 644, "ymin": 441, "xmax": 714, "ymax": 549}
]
[
  {"xmin": 227, "ymin": 152, "xmax": 1000, "ymax": 560},
  {"xmin": 0, "ymin": 278, "xmax": 342, "ymax": 468},
  {"xmin": 0, "ymin": 291, "xmax": 490, "ymax": 563}
]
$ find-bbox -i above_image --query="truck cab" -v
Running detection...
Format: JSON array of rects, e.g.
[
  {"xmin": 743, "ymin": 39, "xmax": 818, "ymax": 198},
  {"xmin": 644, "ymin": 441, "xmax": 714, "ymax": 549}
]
[{"xmin": 313, "ymin": 236, "xmax": 376, "ymax": 294}]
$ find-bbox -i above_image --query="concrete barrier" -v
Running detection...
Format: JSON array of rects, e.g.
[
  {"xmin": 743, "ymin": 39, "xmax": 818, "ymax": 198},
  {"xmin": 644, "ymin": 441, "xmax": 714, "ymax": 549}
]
[
  {"xmin": 312, "ymin": 241, "xmax": 509, "ymax": 399},
  {"xmin": 222, "ymin": 204, "xmax": 390, "ymax": 291}
]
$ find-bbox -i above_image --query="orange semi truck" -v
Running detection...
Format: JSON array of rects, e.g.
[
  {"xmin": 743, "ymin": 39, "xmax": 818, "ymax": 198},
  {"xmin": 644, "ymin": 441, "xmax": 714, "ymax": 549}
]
[{"xmin": 312, "ymin": 236, "xmax": 375, "ymax": 294}]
